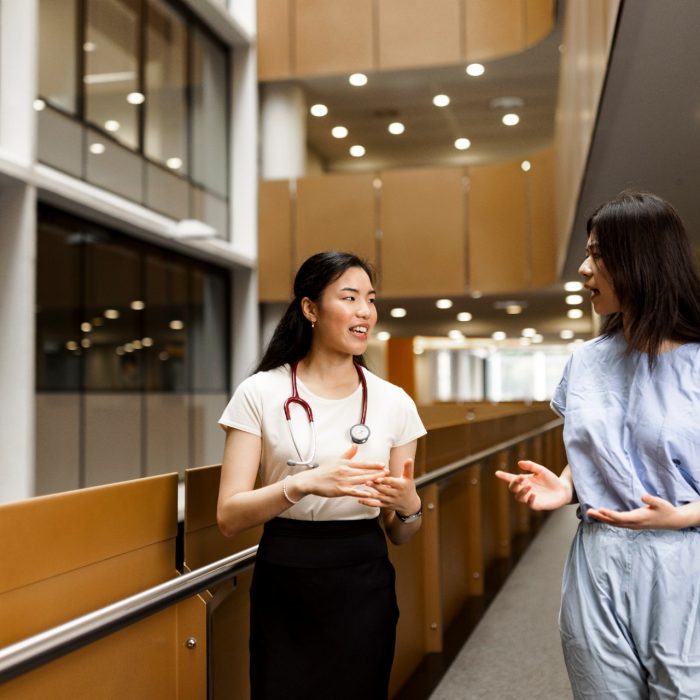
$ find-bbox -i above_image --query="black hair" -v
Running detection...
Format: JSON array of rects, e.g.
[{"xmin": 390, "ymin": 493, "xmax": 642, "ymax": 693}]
[
  {"xmin": 587, "ymin": 190, "xmax": 700, "ymax": 367},
  {"xmin": 255, "ymin": 251, "xmax": 376, "ymax": 373}
]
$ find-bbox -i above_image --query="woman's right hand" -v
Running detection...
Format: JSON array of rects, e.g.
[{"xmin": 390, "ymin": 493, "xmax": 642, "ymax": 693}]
[
  {"xmin": 287, "ymin": 444, "xmax": 389, "ymax": 500},
  {"xmin": 495, "ymin": 460, "xmax": 573, "ymax": 511}
]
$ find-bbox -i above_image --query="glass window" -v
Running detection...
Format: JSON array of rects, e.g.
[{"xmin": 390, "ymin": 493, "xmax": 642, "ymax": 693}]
[
  {"xmin": 191, "ymin": 27, "xmax": 228, "ymax": 197},
  {"xmin": 190, "ymin": 268, "xmax": 229, "ymax": 391},
  {"xmin": 39, "ymin": 0, "xmax": 79, "ymax": 113},
  {"xmin": 85, "ymin": 0, "xmax": 140, "ymax": 149},
  {"xmin": 144, "ymin": 255, "xmax": 188, "ymax": 391},
  {"xmin": 83, "ymin": 234, "xmax": 143, "ymax": 390},
  {"xmin": 145, "ymin": 0, "xmax": 188, "ymax": 174},
  {"xmin": 36, "ymin": 219, "xmax": 82, "ymax": 390}
]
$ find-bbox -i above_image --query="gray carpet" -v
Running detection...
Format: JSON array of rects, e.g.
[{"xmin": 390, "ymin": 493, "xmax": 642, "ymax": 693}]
[{"xmin": 430, "ymin": 506, "xmax": 579, "ymax": 700}]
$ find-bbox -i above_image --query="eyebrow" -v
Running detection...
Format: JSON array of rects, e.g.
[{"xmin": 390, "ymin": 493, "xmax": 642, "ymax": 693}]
[{"xmin": 340, "ymin": 286, "xmax": 376, "ymax": 295}]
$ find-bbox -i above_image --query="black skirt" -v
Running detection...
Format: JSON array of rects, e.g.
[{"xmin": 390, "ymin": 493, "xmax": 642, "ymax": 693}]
[{"xmin": 250, "ymin": 517, "xmax": 399, "ymax": 700}]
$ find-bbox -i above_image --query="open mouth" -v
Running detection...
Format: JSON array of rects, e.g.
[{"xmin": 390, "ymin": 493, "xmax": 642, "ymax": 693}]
[{"xmin": 350, "ymin": 325, "xmax": 368, "ymax": 337}]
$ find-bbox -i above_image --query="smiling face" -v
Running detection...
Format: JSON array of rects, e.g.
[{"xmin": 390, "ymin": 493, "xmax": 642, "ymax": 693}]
[
  {"xmin": 579, "ymin": 231, "xmax": 621, "ymax": 316},
  {"xmin": 302, "ymin": 266, "xmax": 377, "ymax": 357}
]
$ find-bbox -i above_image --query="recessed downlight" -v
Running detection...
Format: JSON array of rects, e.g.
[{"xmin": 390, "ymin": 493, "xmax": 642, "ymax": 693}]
[
  {"xmin": 456, "ymin": 312, "xmax": 472, "ymax": 322},
  {"xmin": 521, "ymin": 160, "xmax": 531, "ymax": 172},
  {"xmin": 388, "ymin": 122, "xmax": 405, "ymax": 135},
  {"xmin": 492, "ymin": 331, "xmax": 506, "ymax": 341},
  {"xmin": 466, "ymin": 63, "xmax": 485, "ymax": 77},
  {"xmin": 310, "ymin": 104, "xmax": 328, "ymax": 117},
  {"xmin": 560, "ymin": 329, "xmax": 575, "ymax": 340},
  {"xmin": 564, "ymin": 281, "xmax": 583, "ymax": 292},
  {"xmin": 502, "ymin": 113, "xmax": 520, "ymax": 126},
  {"xmin": 433, "ymin": 94, "xmax": 450, "ymax": 107},
  {"xmin": 376, "ymin": 331, "xmax": 391, "ymax": 341},
  {"xmin": 349, "ymin": 145, "xmax": 366, "ymax": 157},
  {"xmin": 566, "ymin": 294, "xmax": 584, "ymax": 305},
  {"xmin": 454, "ymin": 138, "xmax": 471, "ymax": 150},
  {"xmin": 332, "ymin": 126, "xmax": 348, "ymax": 139},
  {"xmin": 349, "ymin": 73, "xmax": 368, "ymax": 87},
  {"xmin": 390, "ymin": 307, "xmax": 407, "ymax": 318},
  {"xmin": 436, "ymin": 299, "xmax": 453, "ymax": 309},
  {"xmin": 567, "ymin": 309, "xmax": 584, "ymax": 319}
]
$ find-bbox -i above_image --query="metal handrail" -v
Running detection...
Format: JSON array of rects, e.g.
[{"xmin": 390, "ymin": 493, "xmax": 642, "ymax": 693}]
[{"xmin": 0, "ymin": 418, "xmax": 562, "ymax": 685}]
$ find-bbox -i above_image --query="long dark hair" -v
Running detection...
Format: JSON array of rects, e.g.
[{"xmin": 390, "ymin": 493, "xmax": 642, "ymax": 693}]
[
  {"xmin": 255, "ymin": 251, "xmax": 376, "ymax": 373},
  {"xmin": 588, "ymin": 190, "xmax": 700, "ymax": 367}
]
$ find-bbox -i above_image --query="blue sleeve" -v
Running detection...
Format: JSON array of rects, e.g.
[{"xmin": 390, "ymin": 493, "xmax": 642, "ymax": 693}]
[{"xmin": 550, "ymin": 355, "xmax": 572, "ymax": 418}]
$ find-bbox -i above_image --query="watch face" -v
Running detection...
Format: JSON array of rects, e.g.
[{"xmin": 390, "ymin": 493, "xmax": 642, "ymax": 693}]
[{"xmin": 350, "ymin": 423, "xmax": 370, "ymax": 444}]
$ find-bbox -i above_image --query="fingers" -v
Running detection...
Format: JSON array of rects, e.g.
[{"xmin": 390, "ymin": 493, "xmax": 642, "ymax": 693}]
[
  {"xmin": 517, "ymin": 460, "xmax": 544, "ymax": 475},
  {"xmin": 341, "ymin": 443, "xmax": 358, "ymax": 461},
  {"xmin": 495, "ymin": 470, "xmax": 516, "ymax": 484}
]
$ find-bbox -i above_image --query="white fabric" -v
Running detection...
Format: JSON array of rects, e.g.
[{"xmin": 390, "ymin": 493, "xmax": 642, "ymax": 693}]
[{"xmin": 219, "ymin": 364, "xmax": 426, "ymax": 521}]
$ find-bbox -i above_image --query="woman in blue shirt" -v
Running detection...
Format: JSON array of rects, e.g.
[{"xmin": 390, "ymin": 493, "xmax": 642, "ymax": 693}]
[{"xmin": 497, "ymin": 191, "xmax": 700, "ymax": 699}]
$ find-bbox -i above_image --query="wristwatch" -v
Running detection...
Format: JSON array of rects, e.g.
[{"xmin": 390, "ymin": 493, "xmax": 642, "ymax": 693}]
[{"xmin": 396, "ymin": 505, "xmax": 422, "ymax": 523}]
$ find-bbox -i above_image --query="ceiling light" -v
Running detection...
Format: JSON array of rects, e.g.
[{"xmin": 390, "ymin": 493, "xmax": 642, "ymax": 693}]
[
  {"xmin": 166, "ymin": 157, "xmax": 183, "ymax": 170},
  {"xmin": 89, "ymin": 143, "xmax": 105, "ymax": 155},
  {"xmin": 169, "ymin": 319, "xmax": 185, "ymax": 330},
  {"xmin": 115, "ymin": 347, "xmax": 125, "ymax": 356},
  {"xmin": 519, "ymin": 337, "xmax": 531, "ymax": 346},
  {"xmin": 521, "ymin": 160, "xmax": 531, "ymax": 172},
  {"xmin": 349, "ymin": 145, "xmax": 365, "ymax": 157},
  {"xmin": 104, "ymin": 120, "xmax": 120, "ymax": 132},
  {"xmin": 124, "ymin": 343, "xmax": 134, "ymax": 353},
  {"xmin": 376, "ymin": 331, "xmax": 391, "ymax": 341},
  {"xmin": 104, "ymin": 309, "xmax": 120, "ymax": 319},
  {"xmin": 492, "ymin": 331, "xmax": 506, "ymax": 341},
  {"xmin": 81, "ymin": 338, "xmax": 92, "ymax": 349},
  {"xmin": 521, "ymin": 328, "xmax": 536, "ymax": 337},
  {"xmin": 564, "ymin": 281, "xmax": 583, "ymax": 292},
  {"xmin": 390, "ymin": 307, "xmax": 407, "ymax": 318},
  {"xmin": 349, "ymin": 73, "xmax": 368, "ymax": 87},
  {"xmin": 566, "ymin": 294, "xmax": 584, "ymax": 305},
  {"xmin": 502, "ymin": 113, "xmax": 520, "ymax": 126},
  {"xmin": 142, "ymin": 337, "xmax": 154, "ymax": 347},
  {"xmin": 310, "ymin": 104, "xmax": 328, "ymax": 117},
  {"xmin": 83, "ymin": 42, "xmax": 96, "ymax": 52},
  {"xmin": 372, "ymin": 178, "xmax": 382, "ymax": 190},
  {"xmin": 454, "ymin": 138, "xmax": 471, "ymax": 150},
  {"xmin": 436, "ymin": 299, "xmax": 453, "ymax": 309},
  {"xmin": 560, "ymin": 329, "xmax": 575, "ymax": 340},
  {"xmin": 567, "ymin": 309, "xmax": 584, "ymax": 319},
  {"xmin": 457, "ymin": 312, "xmax": 472, "ymax": 322},
  {"xmin": 433, "ymin": 94, "xmax": 450, "ymax": 107},
  {"xmin": 532, "ymin": 334, "xmax": 544, "ymax": 343},
  {"xmin": 448, "ymin": 330, "xmax": 465, "ymax": 340},
  {"xmin": 466, "ymin": 63, "xmax": 485, "ymax": 77},
  {"xmin": 505, "ymin": 304, "xmax": 523, "ymax": 315},
  {"xmin": 470, "ymin": 290, "xmax": 482, "ymax": 299},
  {"xmin": 130, "ymin": 300, "xmax": 145, "ymax": 310},
  {"xmin": 132, "ymin": 339, "xmax": 143, "ymax": 350},
  {"xmin": 126, "ymin": 92, "xmax": 145, "ymax": 105},
  {"xmin": 332, "ymin": 126, "xmax": 348, "ymax": 139},
  {"xmin": 65, "ymin": 341, "xmax": 79, "ymax": 351},
  {"xmin": 33, "ymin": 99, "xmax": 46, "ymax": 111},
  {"xmin": 388, "ymin": 122, "xmax": 405, "ymax": 135},
  {"xmin": 159, "ymin": 351, "xmax": 169, "ymax": 361}
]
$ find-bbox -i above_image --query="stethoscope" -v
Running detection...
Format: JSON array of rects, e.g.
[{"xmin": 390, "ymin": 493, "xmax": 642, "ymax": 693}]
[{"xmin": 285, "ymin": 360, "xmax": 370, "ymax": 468}]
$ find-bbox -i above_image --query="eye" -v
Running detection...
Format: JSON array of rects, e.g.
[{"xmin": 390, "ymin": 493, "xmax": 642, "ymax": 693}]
[
  {"xmin": 343, "ymin": 295, "xmax": 355, "ymax": 301},
  {"xmin": 369, "ymin": 297, "xmax": 376, "ymax": 304}
]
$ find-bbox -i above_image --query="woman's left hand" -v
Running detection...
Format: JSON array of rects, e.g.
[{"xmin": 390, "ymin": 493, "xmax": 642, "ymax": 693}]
[
  {"xmin": 587, "ymin": 494, "xmax": 692, "ymax": 530},
  {"xmin": 357, "ymin": 458, "xmax": 421, "ymax": 516}
]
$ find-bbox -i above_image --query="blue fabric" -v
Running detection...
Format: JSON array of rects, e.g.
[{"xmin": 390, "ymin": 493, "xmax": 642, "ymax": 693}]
[
  {"xmin": 561, "ymin": 523, "xmax": 700, "ymax": 699},
  {"xmin": 551, "ymin": 334, "xmax": 700, "ymax": 525}
]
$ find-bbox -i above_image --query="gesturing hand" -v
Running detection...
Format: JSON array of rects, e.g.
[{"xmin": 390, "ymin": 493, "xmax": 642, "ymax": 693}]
[
  {"xmin": 355, "ymin": 457, "xmax": 422, "ymax": 516},
  {"xmin": 495, "ymin": 460, "xmax": 572, "ymax": 511},
  {"xmin": 294, "ymin": 443, "xmax": 389, "ymax": 499},
  {"xmin": 587, "ymin": 494, "xmax": 691, "ymax": 530}
]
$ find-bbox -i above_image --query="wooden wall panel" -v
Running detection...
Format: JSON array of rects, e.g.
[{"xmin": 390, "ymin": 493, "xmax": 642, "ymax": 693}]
[
  {"xmin": 465, "ymin": 0, "xmax": 525, "ymax": 62},
  {"xmin": 387, "ymin": 337, "xmax": 416, "ymax": 399},
  {"xmin": 469, "ymin": 160, "xmax": 528, "ymax": 293},
  {"xmin": 526, "ymin": 0, "xmax": 555, "ymax": 47},
  {"xmin": 258, "ymin": 179, "xmax": 293, "ymax": 302},
  {"xmin": 378, "ymin": 0, "xmax": 461, "ymax": 70},
  {"xmin": 528, "ymin": 147, "xmax": 557, "ymax": 288},
  {"xmin": 380, "ymin": 167, "xmax": 466, "ymax": 296},
  {"xmin": 294, "ymin": 0, "xmax": 374, "ymax": 77},
  {"xmin": 295, "ymin": 173, "xmax": 376, "ymax": 267},
  {"xmin": 257, "ymin": 0, "xmax": 292, "ymax": 80}
]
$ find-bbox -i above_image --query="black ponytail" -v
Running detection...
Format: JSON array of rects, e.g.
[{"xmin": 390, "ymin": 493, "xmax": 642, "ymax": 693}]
[{"xmin": 255, "ymin": 251, "xmax": 375, "ymax": 373}]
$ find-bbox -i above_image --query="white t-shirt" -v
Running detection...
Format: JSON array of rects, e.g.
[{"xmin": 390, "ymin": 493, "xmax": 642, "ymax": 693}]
[{"xmin": 218, "ymin": 364, "xmax": 427, "ymax": 521}]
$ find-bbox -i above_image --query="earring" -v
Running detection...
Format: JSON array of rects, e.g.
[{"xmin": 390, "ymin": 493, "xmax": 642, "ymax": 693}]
[{"xmin": 311, "ymin": 321, "xmax": 316, "ymax": 329}]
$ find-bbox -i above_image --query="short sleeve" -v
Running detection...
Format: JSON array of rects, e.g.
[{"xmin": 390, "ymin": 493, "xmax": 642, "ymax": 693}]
[
  {"xmin": 218, "ymin": 375, "xmax": 263, "ymax": 436},
  {"xmin": 393, "ymin": 389, "xmax": 427, "ymax": 447},
  {"xmin": 550, "ymin": 356, "xmax": 571, "ymax": 418}
]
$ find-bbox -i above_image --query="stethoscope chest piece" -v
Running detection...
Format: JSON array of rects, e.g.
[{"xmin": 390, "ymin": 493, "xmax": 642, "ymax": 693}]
[{"xmin": 350, "ymin": 423, "xmax": 370, "ymax": 444}]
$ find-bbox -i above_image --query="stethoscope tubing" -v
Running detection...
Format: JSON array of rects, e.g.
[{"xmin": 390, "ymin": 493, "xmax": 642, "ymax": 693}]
[{"xmin": 284, "ymin": 361, "xmax": 369, "ymax": 468}]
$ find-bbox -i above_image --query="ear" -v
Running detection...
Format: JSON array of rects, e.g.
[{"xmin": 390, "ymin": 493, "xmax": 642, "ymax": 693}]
[{"xmin": 300, "ymin": 297, "xmax": 317, "ymax": 325}]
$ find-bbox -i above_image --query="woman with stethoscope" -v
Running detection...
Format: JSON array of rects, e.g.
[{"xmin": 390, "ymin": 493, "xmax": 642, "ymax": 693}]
[{"xmin": 217, "ymin": 251, "xmax": 426, "ymax": 700}]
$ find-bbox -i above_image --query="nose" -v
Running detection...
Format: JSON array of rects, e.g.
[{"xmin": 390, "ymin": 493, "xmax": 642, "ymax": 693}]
[
  {"xmin": 357, "ymin": 299, "xmax": 372, "ymax": 318},
  {"xmin": 578, "ymin": 255, "xmax": 592, "ymax": 279}
]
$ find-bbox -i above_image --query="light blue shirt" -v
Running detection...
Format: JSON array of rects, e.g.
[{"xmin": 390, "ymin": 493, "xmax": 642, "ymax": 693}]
[{"xmin": 551, "ymin": 334, "xmax": 700, "ymax": 523}]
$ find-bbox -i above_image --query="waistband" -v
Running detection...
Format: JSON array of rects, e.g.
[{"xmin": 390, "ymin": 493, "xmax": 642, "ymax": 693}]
[{"xmin": 257, "ymin": 516, "xmax": 388, "ymax": 568}]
